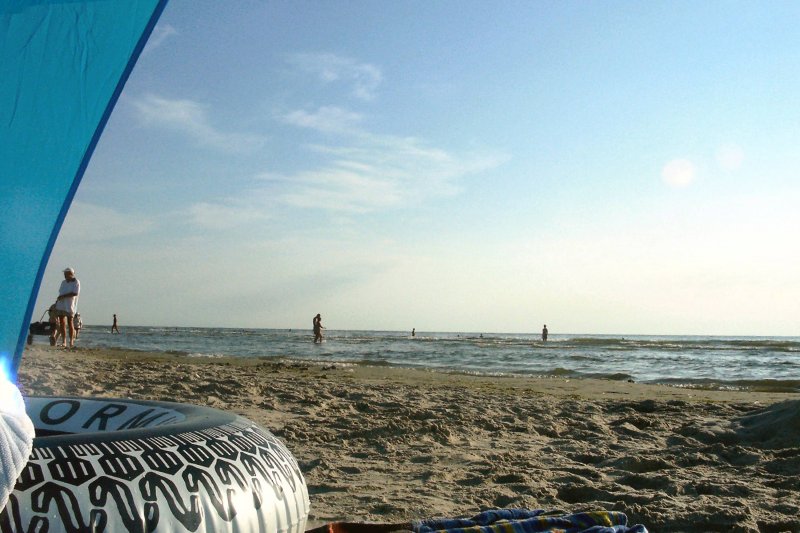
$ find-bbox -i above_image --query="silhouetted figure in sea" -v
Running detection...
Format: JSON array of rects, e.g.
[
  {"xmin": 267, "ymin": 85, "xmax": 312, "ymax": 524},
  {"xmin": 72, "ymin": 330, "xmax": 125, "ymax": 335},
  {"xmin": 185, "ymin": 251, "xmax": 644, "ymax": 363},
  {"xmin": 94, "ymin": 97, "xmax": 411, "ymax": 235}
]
[
  {"xmin": 542, "ymin": 324, "xmax": 548, "ymax": 342},
  {"xmin": 111, "ymin": 314, "xmax": 120, "ymax": 334},
  {"xmin": 313, "ymin": 313, "xmax": 323, "ymax": 343}
]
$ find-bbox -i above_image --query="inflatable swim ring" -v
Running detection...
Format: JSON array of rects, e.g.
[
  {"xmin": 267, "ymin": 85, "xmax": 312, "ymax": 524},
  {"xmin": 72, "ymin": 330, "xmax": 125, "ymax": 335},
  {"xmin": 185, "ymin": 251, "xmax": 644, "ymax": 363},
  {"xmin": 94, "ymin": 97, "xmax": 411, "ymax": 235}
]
[{"xmin": 1, "ymin": 396, "xmax": 310, "ymax": 533}]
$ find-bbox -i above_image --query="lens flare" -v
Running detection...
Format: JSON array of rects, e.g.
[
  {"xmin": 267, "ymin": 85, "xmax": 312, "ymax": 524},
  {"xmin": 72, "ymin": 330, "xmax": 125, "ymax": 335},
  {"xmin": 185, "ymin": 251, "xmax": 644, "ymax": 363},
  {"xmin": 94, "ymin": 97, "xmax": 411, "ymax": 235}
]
[
  {"xmin": 0, "ymin": 354, "xmax": 10, "ymax": 385},
  {"xmin": 0, "ymin": 355, "xmax": 19, "ymax": 410}
]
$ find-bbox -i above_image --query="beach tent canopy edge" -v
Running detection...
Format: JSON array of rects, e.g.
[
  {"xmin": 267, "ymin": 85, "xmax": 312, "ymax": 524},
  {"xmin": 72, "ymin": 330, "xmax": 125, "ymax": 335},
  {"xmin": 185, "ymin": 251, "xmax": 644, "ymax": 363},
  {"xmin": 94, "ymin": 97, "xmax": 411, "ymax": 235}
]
[{"xmin": 0, "ymin": 0, "xmax": 169, "ymax": 379}]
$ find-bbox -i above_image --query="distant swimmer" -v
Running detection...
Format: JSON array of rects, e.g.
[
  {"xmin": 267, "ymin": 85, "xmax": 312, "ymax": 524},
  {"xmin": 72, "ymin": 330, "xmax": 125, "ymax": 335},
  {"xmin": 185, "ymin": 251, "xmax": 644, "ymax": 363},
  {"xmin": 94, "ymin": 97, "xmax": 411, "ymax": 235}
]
[
  {"xmin": 111, "ymin": 314, "xmax": 120, "ymax": 334},
  {"xmin": 313, "ymin": 313, "xmax": 323, "ymax": 343},
  {"xmin": 542, "ymin": 324, "xmax": 548, "ymax": 342},
  {"xmin": 412, "ymin": 328, "xmax": 416, "ymax": 337}
]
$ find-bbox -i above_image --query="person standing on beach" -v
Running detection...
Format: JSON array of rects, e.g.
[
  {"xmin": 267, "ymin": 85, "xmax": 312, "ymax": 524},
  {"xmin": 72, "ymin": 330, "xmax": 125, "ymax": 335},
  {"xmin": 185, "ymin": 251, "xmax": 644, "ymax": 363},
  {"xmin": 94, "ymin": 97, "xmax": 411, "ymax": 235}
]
[
  {"xmin": 542, "ymin": 324, "xmax": 548, "ymax": 342},
  {"xmin": 53, "ymin": 267, "xmax": 80, "ymax": 348},
  {"xmin": 111, "ymin": 314, "xmax": 120, "ymax": 334},
  {"xmin": 313, "ymin": 313, "xmax": 323, "ymax": 343}
]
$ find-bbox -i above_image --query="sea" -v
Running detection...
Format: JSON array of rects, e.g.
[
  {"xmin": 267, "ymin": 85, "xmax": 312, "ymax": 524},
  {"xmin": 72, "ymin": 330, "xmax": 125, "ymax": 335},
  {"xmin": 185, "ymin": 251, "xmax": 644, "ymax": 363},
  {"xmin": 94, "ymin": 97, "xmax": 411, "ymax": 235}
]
[{"xmin": 52, "ymin": 326, "xmax": 800, "ymax": 393}]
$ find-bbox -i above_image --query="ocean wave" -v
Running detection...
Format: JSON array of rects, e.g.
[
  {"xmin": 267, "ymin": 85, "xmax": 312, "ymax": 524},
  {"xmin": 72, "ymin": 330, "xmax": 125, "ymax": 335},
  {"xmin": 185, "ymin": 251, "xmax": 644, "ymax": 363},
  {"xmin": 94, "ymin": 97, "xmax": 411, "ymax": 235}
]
[
  {"xmin": 652, "ymin": 378, "xmax": 800, "ymax": 393},
  {"xmin": 548, "ymin": 367, "xmax": 581, "ymax": 377},
  {"xmin": 582, "ymin": 372, "xmax": 636, "ymax": 382},
  {"xmin": 352, "ymin": 358, "xmax": 392, "ymax": 367},
  {"xmin": 559, "ymin": 336, "xmax": 800, "ymax": 353}
]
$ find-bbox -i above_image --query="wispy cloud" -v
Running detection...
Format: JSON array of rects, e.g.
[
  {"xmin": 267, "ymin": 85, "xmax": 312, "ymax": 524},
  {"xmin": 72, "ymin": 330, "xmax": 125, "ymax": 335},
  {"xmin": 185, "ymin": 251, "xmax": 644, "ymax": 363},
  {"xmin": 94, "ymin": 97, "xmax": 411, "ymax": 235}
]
[
  {"xmin": 287, "ymin": 53, "xmax": 383, "ymax": 100},
  {"xmin": 261, "ymin": 133, "xmax": 508, "ymax": 213},
  {"xmin": 661, "ymin": 158, "xmax": 696, "ymax": 188},
  {"xmin": 262, "ymin": 166, "xmax": 401, "ymax": 214},
  {"xmin": 143, "ymin": 24, "xmax": 178, "ymax": 54},
  {"xmin": 129, "ymin": 94, "xmax": 267, "ymax": 153},
  {"xmin": 178, "ymin": 128, "xmax": 507, "ymax": 228},
  {"xmin": 282, "ymin": 106, "xmax": 364, "ymax": 134},
  {"xmin": 186, "ymin": 201, "xmax": 273, "ymax": 230}
]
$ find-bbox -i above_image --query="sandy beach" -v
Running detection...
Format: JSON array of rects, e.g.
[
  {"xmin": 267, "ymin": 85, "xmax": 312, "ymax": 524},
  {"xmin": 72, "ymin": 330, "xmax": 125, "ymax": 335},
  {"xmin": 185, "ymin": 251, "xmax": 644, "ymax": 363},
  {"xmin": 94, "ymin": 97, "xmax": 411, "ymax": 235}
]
[{"xmin": 16, "ymin": 345, "xmax": 800, "ymax": 532}]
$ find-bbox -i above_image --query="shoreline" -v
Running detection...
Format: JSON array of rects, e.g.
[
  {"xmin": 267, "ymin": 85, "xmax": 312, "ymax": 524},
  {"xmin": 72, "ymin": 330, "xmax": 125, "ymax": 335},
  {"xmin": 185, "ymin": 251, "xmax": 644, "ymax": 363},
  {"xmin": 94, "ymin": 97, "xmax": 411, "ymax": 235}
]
[
  {"xmin": 24, "ymin": 336, "xmax": 800, "ymax": 394},
  {"xmin": 16, "ymin": 345, "xmax": 800, "ymax": 532}
]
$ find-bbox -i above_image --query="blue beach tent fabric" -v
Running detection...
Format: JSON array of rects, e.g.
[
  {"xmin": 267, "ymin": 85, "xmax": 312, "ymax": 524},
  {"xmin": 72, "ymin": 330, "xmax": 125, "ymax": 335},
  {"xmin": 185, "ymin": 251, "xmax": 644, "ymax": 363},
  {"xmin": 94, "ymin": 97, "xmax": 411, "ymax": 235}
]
[{"xmin": 0, "ymin": 0, "xmax": 168, "ymax": 379}]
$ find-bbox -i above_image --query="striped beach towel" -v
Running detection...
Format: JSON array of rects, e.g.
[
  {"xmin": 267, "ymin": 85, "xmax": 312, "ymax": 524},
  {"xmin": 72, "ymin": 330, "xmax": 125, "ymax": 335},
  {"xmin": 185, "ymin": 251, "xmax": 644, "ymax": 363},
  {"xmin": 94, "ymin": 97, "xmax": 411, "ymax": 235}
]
[{"xmin": 413, "ymin": 509, "xmax": 647, "ymax": 533}]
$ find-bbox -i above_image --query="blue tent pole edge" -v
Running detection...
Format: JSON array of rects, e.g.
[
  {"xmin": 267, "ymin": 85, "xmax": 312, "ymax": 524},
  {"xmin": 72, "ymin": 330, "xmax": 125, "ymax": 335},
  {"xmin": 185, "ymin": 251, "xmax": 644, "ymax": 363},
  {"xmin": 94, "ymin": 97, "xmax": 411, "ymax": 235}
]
[{"xmin": 10, "ymin": 0, "xmax": 170, "ymax": 379}]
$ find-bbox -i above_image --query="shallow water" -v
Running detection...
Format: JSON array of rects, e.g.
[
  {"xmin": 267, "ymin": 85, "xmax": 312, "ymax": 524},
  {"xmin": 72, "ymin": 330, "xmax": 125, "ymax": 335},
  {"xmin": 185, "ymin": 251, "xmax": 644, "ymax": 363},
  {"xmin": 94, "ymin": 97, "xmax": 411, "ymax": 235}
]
[{"xmin": 55, "ymin": 326, "xmax": 800, "ymax": 392}]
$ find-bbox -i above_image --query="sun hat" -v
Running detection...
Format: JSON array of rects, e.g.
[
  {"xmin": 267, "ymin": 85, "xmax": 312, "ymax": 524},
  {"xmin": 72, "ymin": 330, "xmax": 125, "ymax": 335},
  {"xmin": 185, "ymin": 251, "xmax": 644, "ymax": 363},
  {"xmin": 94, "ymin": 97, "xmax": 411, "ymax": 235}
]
[{"xmin": 63, "ymin": 267, "xmax": 74, "ymax": 274}]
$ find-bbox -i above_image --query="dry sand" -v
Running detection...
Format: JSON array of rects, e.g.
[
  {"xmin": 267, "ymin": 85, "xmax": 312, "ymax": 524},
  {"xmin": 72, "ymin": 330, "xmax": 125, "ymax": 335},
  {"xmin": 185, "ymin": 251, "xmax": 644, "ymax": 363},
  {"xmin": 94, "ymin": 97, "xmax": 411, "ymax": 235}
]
[{"xmin": 17, "ymin": 345, "xmax": 800, "ymax": 532}]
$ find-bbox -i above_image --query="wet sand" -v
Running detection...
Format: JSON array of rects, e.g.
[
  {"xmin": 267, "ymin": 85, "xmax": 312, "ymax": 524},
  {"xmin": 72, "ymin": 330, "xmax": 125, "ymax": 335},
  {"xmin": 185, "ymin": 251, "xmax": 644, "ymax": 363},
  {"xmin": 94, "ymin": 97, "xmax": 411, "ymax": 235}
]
[{"xmin": 17, "ymin": 345, "xmax": 800, "ymax": 532}]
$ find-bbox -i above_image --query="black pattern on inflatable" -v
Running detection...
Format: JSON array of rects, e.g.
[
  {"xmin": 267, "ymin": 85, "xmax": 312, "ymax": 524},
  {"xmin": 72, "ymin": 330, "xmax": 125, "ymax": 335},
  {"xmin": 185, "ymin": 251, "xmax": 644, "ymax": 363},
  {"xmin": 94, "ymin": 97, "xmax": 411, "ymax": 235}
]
[{"xmin": 1, "ymin": 397, "xmax": 310, "ymax": 533}]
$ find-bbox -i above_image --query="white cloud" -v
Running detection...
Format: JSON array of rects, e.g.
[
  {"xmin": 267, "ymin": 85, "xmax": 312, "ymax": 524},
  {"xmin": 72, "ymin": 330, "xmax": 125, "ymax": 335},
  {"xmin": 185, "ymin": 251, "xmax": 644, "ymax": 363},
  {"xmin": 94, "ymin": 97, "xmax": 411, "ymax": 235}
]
[
  {"xmin": 179, "ymin": 128, "xmax": 507, "ymax": 226},
  {"xmin": 715, "ymin": 144, "xmax": 745, "ymax": 171},
  {"xmin": 129, "ymin": 94, "xmax": 267, "ymax": 153},
  {"xmin": 661, "ymin": 158, "xmax": 696, "ymax": 188},
  {"xmin": 287, "ymin": 53, "xmax": 383, "ymax": 100},
  {"xmin": 261, "ymin": 134, "xmax": 507, "ymax": 213},
  {"xmin": 266, "ymin": 167, "xmax": 401, "ymax": 213},
  {"xmin": 186, "ymin": 201, "xmax": 273, "ymax": 230},
  {"xmin": 143, "ymin": 24, "xmax": 178, "ymax": 54},
  {"xmin": 282, "ymin": 106, "xmax": 364, "ymax": 134}
]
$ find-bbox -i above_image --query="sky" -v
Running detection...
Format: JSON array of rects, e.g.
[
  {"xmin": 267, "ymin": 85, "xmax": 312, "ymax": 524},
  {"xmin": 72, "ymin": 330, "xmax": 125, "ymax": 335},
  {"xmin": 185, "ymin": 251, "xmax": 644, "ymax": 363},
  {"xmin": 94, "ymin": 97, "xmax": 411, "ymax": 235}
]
[{"xmin": 36, "ymin": 0, "xmax": 800, "ymax": 335}]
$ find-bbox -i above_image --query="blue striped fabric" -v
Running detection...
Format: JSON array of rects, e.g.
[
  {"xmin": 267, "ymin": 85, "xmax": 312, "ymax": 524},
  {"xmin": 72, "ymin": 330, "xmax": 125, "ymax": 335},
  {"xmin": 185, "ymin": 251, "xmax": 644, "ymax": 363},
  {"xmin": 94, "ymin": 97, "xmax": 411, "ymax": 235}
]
[{"xmin": 413, "ymin": 509, "xmax": 648, "ymax": 533}]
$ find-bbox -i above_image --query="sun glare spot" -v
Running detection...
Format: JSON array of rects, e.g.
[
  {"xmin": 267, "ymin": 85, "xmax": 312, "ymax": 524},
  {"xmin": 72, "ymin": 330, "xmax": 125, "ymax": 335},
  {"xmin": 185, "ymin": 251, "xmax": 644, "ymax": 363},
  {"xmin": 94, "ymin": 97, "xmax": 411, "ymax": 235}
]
[{"xmin": 661, "ymin": 159, "xmax": 696, "ymax": 188}]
